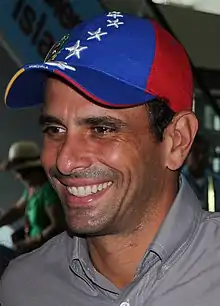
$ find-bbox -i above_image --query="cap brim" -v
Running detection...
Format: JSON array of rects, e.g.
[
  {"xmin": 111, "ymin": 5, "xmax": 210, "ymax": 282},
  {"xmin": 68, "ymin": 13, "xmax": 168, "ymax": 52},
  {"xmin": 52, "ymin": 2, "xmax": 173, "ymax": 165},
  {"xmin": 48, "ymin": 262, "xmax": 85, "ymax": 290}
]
[{"xmin": 5, "ymin": 62, "xmax": 156, "ymax": 109}]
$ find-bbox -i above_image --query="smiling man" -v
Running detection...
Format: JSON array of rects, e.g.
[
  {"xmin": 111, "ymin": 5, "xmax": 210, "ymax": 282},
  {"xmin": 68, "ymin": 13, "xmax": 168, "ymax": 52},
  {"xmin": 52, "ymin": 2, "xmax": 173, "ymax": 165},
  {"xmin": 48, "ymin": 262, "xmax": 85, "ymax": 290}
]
[{"xmin": 1, "ymin": 12, "xmax": 220, "ymax": 306}]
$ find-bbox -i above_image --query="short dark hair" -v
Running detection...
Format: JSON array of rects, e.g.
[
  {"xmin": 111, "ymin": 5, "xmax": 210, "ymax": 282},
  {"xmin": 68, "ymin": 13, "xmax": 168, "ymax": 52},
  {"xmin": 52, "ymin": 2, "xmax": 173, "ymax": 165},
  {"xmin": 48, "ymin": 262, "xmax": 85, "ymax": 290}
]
[{"xmin": 146, "ymin": 99, "xmax": 175, "ymax": 141}]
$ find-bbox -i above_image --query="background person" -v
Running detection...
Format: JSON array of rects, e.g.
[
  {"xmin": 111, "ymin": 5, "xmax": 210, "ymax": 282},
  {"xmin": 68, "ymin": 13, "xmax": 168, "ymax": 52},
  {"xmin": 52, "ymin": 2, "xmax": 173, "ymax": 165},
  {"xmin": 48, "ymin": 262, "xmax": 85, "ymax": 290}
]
[
  {"xmin": 0, "ymin": 141, "xmax": 66, "ymax": 254},
  {"xmin": 182, "ymin": 133, "xmax": 220, "ymax": 212}
]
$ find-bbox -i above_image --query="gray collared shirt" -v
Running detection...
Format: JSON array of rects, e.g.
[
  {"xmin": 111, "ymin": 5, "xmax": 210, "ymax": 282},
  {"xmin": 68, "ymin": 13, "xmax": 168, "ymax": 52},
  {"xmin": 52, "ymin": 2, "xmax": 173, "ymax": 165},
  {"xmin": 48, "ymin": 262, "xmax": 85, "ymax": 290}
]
[{"xmin": 1, "ymin": 177, "xmax": 220, "ymax": 306}]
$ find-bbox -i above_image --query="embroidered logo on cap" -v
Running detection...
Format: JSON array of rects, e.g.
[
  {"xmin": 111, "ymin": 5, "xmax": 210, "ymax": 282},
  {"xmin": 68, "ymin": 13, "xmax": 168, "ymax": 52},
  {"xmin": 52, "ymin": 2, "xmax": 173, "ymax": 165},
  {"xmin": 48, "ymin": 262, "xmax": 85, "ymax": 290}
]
[{"xmin": 44, "ymin": 34, "xmax": 70, "ymax": 62}]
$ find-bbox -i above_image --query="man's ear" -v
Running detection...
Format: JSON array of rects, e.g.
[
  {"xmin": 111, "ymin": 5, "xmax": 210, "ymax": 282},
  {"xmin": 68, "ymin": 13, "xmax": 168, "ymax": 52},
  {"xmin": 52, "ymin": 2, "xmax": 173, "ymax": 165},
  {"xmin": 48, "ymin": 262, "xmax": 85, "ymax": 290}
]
[{"xmin": 163, "ymin": 111, "xmax": 198, "ymax": 171}]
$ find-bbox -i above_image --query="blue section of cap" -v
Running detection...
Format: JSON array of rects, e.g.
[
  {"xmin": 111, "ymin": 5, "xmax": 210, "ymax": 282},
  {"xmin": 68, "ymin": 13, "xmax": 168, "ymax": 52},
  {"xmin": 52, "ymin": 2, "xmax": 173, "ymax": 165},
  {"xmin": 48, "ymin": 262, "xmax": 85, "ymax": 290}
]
[
  {"xmin": 55, "ymin": 13, "xmax": 156, "ymax": 89},
  {"xmin": 6, "ymin": 13, "xmax": 157, "ymax": 108},
  {"xmin": 7, "ymin": 64, "xmax": 155, "ymax": 108}
]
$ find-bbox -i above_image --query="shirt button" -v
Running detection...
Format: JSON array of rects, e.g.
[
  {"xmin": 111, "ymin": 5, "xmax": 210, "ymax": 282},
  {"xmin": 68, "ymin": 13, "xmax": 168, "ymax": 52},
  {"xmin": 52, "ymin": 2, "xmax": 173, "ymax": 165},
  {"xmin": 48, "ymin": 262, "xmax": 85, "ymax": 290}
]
[{"xmin": 120, "ymin": 302, "xmax": 130, "ymax": 306}]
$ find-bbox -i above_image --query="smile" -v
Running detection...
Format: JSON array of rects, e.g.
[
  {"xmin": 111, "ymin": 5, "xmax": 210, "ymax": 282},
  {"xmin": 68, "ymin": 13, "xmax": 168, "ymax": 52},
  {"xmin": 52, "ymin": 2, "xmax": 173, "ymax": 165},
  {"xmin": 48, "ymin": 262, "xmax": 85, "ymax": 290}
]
[{"xmin": 66, "ymin": 181, "xmax": 113, "ymax": 197}]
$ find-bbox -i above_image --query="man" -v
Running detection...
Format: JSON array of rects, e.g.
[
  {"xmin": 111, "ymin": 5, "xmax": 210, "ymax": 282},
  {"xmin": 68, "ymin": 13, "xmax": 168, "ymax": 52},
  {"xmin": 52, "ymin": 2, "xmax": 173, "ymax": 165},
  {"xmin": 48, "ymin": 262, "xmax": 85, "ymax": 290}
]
[
  {"xmin": 0, "ymin": 141, "xmax": 65, "ymax": 255},
  {"xmin": 182, "ymin": 134, "xmax": 220, "ymax": 212},
  {"xmin": 1, "ymin": 12, "xmax": 220, "ymax": 305}
]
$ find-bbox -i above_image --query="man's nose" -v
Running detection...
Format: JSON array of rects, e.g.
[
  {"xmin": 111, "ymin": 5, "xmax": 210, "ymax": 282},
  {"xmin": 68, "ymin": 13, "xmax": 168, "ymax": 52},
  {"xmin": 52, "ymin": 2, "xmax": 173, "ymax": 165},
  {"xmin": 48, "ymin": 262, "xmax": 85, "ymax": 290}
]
[{"xmin": 56, "ymin": 133, "xmax": 94, "ymax": 175}]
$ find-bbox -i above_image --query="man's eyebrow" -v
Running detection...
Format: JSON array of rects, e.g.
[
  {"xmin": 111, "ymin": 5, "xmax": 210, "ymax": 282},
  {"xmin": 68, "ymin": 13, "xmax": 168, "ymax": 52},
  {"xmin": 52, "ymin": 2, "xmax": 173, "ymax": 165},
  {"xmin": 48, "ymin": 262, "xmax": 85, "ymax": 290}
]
[
  {"xmin": 39, "ymin": 114, "xmax": 127, "ymax": 129},
  {"xmin": 77, "ymin": 116, "xmax": 127, "ymax": 128},
  {"xmin": 39, "ymin": 114, "xmax": 64, "ymax": 126}
]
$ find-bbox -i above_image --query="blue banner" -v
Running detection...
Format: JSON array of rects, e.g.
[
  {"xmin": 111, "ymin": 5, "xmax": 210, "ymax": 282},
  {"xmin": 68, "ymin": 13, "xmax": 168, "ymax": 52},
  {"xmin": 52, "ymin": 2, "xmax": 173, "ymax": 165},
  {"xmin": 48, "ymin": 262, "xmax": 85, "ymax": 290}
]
[{"xmin": 0, "ymin": 0, "xmax": 104, "ymax": 63}]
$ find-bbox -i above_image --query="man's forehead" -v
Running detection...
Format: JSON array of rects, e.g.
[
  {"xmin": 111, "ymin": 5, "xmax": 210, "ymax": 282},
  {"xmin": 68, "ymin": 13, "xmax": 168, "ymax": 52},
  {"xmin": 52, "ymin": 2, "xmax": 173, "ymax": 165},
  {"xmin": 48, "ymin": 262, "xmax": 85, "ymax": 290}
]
[{"xmin": 44, "ymin": 76, "xmax": 68, "ymax": 94}]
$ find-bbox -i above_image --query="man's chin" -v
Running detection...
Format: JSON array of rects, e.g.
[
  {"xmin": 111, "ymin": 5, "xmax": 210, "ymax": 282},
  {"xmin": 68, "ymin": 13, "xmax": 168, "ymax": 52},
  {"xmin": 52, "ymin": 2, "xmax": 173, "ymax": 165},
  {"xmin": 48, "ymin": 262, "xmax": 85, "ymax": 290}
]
[
  {"xmin": 66, "ymin": 224, "xmax": 104, "ymax": 238},
  {"xmin": 65, "ymin": 215, "xmax": 118, "ymax": 237}
]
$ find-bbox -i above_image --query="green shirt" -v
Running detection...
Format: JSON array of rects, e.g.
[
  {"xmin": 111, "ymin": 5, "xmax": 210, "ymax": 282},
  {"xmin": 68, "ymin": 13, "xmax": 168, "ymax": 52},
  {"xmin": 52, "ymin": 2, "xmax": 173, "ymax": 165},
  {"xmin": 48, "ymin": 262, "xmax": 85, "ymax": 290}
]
[{"xmin": 24, "ymin": 182, "xmax": 61, "ymax": 238}]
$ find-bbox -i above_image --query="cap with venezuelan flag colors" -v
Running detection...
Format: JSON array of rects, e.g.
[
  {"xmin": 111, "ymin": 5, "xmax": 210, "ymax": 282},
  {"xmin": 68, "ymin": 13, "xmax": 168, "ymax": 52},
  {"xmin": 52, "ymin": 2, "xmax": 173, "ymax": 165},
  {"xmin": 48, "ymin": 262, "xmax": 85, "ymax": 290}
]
[{"xmin": 5, "ymin": 12, "xmax": 193, "ymax": 112}]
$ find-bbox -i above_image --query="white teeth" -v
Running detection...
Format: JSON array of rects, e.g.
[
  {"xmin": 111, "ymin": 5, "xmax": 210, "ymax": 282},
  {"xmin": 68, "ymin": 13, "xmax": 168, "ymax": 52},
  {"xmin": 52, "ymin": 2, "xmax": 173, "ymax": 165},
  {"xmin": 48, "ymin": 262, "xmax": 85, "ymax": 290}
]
[
  {"xmin": 72, "ymin": 187, "xmax": 78, "ymax": 194},
  {"xmin": 85, "ymin": 185, "xmax": 92, "ymax": 194},
  {"xmin": 92, "ymin": 185, "xmax": 98, "ymax": 193},
  {"xmin": 67, "ymin": 181, "xmax": 112, "ymax": 197},
  {"xmin": 103, "ymin": 182, "xmax": 108, "ymax": 189},
  {"xmin": 97, "ymin": 184, "xmax": 103, "ymax": 191},
  {"xmin": 78, "ymin": 187, "xmax": 85, "ymax": 197}
]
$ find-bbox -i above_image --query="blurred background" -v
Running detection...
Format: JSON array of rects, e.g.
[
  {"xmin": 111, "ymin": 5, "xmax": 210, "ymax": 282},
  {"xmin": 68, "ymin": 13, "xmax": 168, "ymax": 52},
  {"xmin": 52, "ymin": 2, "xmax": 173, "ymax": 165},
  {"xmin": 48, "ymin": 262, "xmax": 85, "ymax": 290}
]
[{"xmin": 1, "ymin": 0, "xmax": 220, "ymax": 211}]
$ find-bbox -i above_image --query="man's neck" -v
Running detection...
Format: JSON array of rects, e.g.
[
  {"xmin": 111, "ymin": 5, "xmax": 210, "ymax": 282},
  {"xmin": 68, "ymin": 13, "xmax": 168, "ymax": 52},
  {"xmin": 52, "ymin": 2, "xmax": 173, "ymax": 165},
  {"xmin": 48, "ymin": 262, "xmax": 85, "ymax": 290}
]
[
  {"xmin": 87, "ymin": 233, "xmax": 149, "ymax": 288},
  {"xmin": 87, "ymin": 208, "xmax": 170, "ymax": 289}
]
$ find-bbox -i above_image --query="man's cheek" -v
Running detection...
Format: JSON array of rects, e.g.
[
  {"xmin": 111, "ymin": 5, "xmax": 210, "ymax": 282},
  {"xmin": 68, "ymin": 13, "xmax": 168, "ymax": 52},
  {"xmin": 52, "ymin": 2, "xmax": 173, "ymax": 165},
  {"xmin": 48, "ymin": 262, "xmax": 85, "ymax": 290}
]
[
  {"xmin": 41, "ymin": 149, "xmax": 52, "ymax": 170},
  {"xmin": 41, "ymin": 143, "xmax": 57, "ymax": 165}
]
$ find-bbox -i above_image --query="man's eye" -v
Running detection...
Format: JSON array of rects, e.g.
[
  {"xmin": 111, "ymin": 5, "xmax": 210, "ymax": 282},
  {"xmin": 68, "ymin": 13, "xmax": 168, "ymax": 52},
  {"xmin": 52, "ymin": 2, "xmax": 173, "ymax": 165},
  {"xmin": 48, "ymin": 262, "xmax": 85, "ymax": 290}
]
[
  {"xmin": 92, "ymin": 126, "xmax": 115, "ymax": 135},
  {"xmin": 42, "ymin": 125, "xmax": 65, "ymax": 136}
]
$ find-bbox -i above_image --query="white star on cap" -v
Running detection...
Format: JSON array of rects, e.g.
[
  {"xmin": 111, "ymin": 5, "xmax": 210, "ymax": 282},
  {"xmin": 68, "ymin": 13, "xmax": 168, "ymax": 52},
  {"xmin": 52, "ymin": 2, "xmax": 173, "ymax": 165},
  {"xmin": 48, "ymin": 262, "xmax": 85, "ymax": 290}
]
[
  {"xmin": 107, "ymin": 19, "xmax": 124, "ymax": 29},
  {"xmin": 45, "ymin": 61, "xmax": 76, "ymax": 72},
  {"xmin": 107, "ymin": 11, "xmax": 123, "ymax": 19},
  {"xmin": 87, "ymin": 28, "xmax": 108, "ymax": 41},
  {"xmin": 65, "ymin": 40, "xmax": 88, "ymax": 60}
]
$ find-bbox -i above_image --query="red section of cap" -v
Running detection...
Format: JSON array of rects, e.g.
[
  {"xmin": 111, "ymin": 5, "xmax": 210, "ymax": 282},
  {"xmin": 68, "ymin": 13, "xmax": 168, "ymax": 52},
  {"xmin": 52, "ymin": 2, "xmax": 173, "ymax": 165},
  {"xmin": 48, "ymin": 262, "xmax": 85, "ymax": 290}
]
[{"xmin": 146, "ymin": 21, "xmax": 193, "ymax": 112}]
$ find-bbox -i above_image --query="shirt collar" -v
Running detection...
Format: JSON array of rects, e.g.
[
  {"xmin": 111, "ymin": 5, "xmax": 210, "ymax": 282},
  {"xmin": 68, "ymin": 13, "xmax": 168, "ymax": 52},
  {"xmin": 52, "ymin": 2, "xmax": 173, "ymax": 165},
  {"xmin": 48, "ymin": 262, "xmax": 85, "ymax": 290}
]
[
  {"xmin": 149, "ymin": 175, "xmax": 202, "ymax": 263},
  {"xmin": 67, "ymin": 233, "xmax": 91, "ymax": 267}
]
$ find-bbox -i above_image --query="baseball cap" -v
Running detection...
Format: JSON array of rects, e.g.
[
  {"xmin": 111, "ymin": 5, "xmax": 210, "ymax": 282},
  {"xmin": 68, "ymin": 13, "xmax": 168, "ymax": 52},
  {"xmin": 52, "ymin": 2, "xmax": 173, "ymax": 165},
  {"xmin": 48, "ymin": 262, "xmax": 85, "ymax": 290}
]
[
  {"xmin": 0, "ymin": 141, "xmax": 41, "ymax": 171},
  {"xmin": 4, "ymin": 12, "xmax": 193, "ymax": 112}
]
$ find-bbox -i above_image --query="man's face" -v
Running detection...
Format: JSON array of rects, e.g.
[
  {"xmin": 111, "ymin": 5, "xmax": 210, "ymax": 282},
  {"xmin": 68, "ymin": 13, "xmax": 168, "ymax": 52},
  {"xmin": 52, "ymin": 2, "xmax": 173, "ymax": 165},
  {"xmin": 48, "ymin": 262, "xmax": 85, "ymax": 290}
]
[{"xmin": 41, "ymin": 78, "xmax": 166, "ymax": 236}]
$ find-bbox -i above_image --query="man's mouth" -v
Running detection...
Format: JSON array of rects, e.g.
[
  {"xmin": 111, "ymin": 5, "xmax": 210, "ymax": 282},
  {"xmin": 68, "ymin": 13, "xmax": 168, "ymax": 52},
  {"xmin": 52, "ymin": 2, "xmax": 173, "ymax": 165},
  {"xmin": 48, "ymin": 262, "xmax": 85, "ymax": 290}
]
[{"xmin": 66, "ymin": 181, "xmax": 113, "ymax": 198}]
